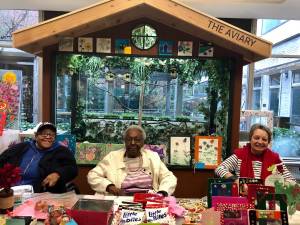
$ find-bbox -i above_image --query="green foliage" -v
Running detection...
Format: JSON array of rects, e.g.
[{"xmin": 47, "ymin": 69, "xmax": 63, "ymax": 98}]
[
  {"xmin": 20, "ymin": 121, "xmax": 35, "ymax": 131},
  {"xmin": 142, "ymin": 116, "xmax": 155, "ymax": 121},
  {"xmin": 158, "ymin": 116, "xmax": 171, "ymax": 121},
  {"xmin": 175, "ymin": 116, "xmax": 190, "ymax": 122},
  {"xmin": 197, "ymin": 59, "xmax": 231, "ymax": 159},
  {"xmin": 103, "ymin": 114, "xmax": 120, "ymax": 119}
]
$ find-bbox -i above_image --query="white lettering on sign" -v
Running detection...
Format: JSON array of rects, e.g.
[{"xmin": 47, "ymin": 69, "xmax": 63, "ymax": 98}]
[
  {"xmin": 145, "ymin": 207, "xmax": 168, "ymax": 223},
  {"xmin": 208, "ymin": 20, "xmax": 257, "ymax": 47},
  {"xmin": 120, "ymin": 209, "xmax": 145, "ymax": 225}
]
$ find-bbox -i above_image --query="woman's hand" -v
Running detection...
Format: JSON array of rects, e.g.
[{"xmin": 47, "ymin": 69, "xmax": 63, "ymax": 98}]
[
  {"xmin": 107, "ymin": 184, "xmax": 123, "ymax": 196},
  {"xmin": 42, "ymin": 172, "xmax": 60, "ymax": 187}
]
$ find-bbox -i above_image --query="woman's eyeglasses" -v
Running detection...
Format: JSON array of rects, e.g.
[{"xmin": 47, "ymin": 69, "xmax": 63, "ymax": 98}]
[{"xmin": 38, "ymin": 132, "xmax": 56, "ymax": 138}]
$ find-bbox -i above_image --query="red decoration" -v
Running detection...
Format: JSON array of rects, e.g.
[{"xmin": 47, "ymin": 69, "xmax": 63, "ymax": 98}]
[{"xmin": 0, "ymin": 163, "xmax": 21, "ymax": 190}]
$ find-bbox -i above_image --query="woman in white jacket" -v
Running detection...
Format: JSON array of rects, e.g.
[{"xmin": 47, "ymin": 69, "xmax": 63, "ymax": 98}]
[{"xmin": 87, "ymin": 125, "xmax": 177, "ymax": 196}]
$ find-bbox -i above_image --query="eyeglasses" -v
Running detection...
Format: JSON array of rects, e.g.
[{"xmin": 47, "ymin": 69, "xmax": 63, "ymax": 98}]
[
  {"xmin": 125, "ymin": 137, "xmax": 143, "ymax": 144},
  {"xmin": 38, "ymin": 132, "xmax": 56, "ymax": 138}
]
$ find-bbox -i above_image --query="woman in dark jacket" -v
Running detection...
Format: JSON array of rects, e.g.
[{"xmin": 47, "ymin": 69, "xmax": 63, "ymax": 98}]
[{"xmin": 0, "ymin": 122, "xmax": 78, "ymax": 193}]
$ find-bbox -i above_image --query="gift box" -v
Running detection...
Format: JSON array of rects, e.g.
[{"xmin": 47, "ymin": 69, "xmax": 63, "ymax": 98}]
[
  {"xmin": 133, "ymin": 193, "xmax": 164, "ymax": 208},
  {"xmin": 67, "ymin": 199, "xmax": 114, "ymax": 225}
]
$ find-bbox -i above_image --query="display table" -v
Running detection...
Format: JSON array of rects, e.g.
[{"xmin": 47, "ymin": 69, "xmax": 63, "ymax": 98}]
[
  {"xmin": 11, "ymin": 193, "xmax": 300, "ymax": 225},
  {"xmin": 0, "ymin": 129, "xmax": 20, "ymax": 154}
]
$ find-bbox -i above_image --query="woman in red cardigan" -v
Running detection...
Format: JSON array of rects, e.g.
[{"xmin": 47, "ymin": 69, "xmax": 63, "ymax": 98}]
[{"xmin": 215, "ymin": 124, "xmax": 295, "ymax": 183}]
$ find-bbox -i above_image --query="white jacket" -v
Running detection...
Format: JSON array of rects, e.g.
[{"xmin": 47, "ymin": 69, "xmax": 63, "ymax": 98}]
[{"xmin": 87, "ymin": 148, "xmax": 177, "ymax": 195}]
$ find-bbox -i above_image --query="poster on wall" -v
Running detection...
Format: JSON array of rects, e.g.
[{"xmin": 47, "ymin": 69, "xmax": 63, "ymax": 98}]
[
  {"xmin": 194, "ymin": 136, "xmax": 222, "ymax": 169},
  {"xmin": 169, "ymin": 136, "xmax": 191, "ymax": 167},
  {"xmin": 0, "ymin": 70, "xmax": 22, "ymax": 130}
]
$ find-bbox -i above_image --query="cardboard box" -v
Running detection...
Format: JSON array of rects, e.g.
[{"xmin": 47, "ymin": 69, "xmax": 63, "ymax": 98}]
[{"xmin": 67, "ymin": 199, "xmax": 114, "ymax": 225}]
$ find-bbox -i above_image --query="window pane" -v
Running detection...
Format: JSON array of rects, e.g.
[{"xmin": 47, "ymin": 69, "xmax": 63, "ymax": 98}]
[
  {"xmin": 253, "ymin": 77, "xmax": 261, "ymax": 87},
  {"xmin": 269, "ymin": 88, "xmax": 279, "ymax": 116},
  {"xmin": 292, "ymin": 86, "xmax": 300, "ymax": 116},
  {"xmin": 293, "ymin": 70, "xmax": 300, "ymax": 83},
  {"xmin": 261, "ymin": 19, "xmax": 286, "ymax": 35},
  {"xmin": 0, "ymin": 10, "xmax": 38, "ymax": 41},
  {"xmin": 270, "ymin": 73, "xmax": 281, "ymax": 86},
  {"xmin": 252, "ymin": 89, "xmax": 261, "ymax": 110}
]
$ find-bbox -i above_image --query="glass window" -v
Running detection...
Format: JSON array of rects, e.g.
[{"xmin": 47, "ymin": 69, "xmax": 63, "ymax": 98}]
[
  {"xmin": 252, "ymin": 89, "xmax": 261, "ymax": 110},
  {"xmin": 55, "ymin": 54, "xmax": 231, "ymax": 151},
  {"xmin": 261, "ymin": 19, "xmax": 286, "ymax": 35},
  {"xmin": 253, "ymin": 77, "xmax": 261, "ymax": 88},
  {"xmin": 131, "ymin": 24, "xmax": 157, "ymax": 50},
  {"xmin": 269, "ymin": 88, "xmax": 279, "ymax": 116},
  {"xmin": 0, "ymin": 10, "xmax": 38, "ymax": 41},
  {"xmin": 293, "ymin": 70, "xmax": 300, "ymax": 83},
  {"xmin": 292, "ymin": 86, "xmax": 300, "ymax": 117},
  {"xmin": 270, "ymin": 73, "xmax": 281, "ymax": 86}
]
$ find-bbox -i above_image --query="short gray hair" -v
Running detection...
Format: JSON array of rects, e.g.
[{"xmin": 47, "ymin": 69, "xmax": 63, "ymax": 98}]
[{"xmin": 123, "ymin": 125, "xmax": 146, "ymax": 140}]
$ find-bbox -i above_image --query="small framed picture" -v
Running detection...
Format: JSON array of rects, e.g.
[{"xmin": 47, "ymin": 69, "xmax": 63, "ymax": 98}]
[
  {"xmin": 78, "ymin": 37, "xmax": 93, "ymax": 52},
  {"xmin": 58, "ymin": 37, "xmax": 74, "ymax": 52},
  {"xmin": 194, "ymin": 136, "xmax": 222, "ymax": 169},
  {"xmin": 177, "ymin": 41, "xmax": 193, "ymax": 56},
  {"xmin": 96, "ymin": 38, "xmax": 111, "ymax": 53},
  {"xmin": 169, "ymin": 136, "xmax": 191, "ymax": 167}
]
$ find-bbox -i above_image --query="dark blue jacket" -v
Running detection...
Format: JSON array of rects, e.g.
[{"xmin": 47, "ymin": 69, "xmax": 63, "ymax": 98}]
[{"xmin": 0, "ymin": 142, "xmax": 78, "ymax": 193}]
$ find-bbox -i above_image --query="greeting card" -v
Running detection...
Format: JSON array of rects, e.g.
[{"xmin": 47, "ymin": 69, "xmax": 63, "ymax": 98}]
[
  {"xmin": 215, "ymin": 202, "xmax": 252, "ymax": 225},
  {"xmin": 211, "ymin": 182, "xmax": 239, "ymax": 197},
  {"xmin": 247, "ymin": 184, "xmax": 275, "ymax": 207},
  {"xmin": 211, "ymin": 196, "xmax": 249, "ymax": 208},
  {"xmin": 256, "ymin": 193, "xmax": 287, "ymax": 212},
  {"xmin": 208, "ymin": 178, "xmax": 238, "ymax": 208},
  {"xmin": 248, "ymin": 209, "xmax": 288, "ymax": 225},
  {"xmin": 238, "ymin": 177, "xmax": 263, "ymax": 196}
]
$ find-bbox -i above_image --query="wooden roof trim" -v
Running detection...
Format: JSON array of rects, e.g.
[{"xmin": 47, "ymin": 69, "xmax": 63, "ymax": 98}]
[
  {"xmin": 12, "ymin": 0, "xmax": 145, "ymax": 49},
  {"xmin": 12, "ymin": 0, "xmax": 272, "ymax": 62},
  {"xmin": 146, "ymin": 0, "xmax": 272, "ymax": 59}
]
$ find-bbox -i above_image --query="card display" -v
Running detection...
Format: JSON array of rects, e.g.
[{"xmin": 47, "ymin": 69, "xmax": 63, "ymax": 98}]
[{"xmin": 248, "ymin": 210, "xmax": 289, "ymax": 225}]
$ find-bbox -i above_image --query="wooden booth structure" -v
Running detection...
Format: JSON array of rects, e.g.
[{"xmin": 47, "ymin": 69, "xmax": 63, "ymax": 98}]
[{"xmin": 12, "ymin": 0, "xmax": 272, "ymax": 197}]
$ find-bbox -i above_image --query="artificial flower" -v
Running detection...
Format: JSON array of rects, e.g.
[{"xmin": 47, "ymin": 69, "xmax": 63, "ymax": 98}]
[{"xmin": 2, "ymin": 71, "xmax": 17, "ymax": 85}]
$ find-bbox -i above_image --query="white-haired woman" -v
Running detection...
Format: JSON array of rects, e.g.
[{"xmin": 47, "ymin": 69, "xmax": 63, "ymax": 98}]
[{"xmin": 87, "ymin": 125, "xmax": 177, "ymax": 196}]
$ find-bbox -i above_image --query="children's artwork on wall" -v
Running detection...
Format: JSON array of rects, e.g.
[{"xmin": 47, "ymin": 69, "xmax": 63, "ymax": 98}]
[
  {"xmin": 169, "ymin": 136, "xmax": 191, "ymax": 167},
  {"xmin": 58, "ymin": 37, "xmax": 74, "ymax": 52},
  {"xmin": 159, "ymin": 40, "xmax": 173, "ymax": 56},
  {"xmin": 0, "ymin": 70, "xmax": 22, "ymax": 130},
  {"xmin": 56, "ymin": 134, "xmax": 76, "ymax": 155},
  {"xmin": 78, "ymin": 37, "xmax": 93, "ymax": 52},
  {"xmin": 144, "ymin": 144, "xmax": 167, "ymax": 163},
  {"xmin": 177, "ymin": 41, "xmax": 193, "ymax": 56},
  {"xmin": 115, "ymin": 39, "xmax": 130, "ymax": 54},
  {"xmin": 198, "ymin": 42, "xmax": 214, "ymax": 57},
  {"xmin": 194, "ymin": 136, "xmax": 222, "ymax": 169},
  {"xmin": 96, "ymin": 38, "xmax": 111, "ymax": 53},
  {"xmin": 75, "ymin": 142, "xmax": 124, "ymax": 165}
]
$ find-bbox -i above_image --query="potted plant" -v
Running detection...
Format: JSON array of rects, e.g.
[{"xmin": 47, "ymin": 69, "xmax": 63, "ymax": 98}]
[{"xmin": 0, "ymin": 163, "xmax": 21, "ymax": 213}]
